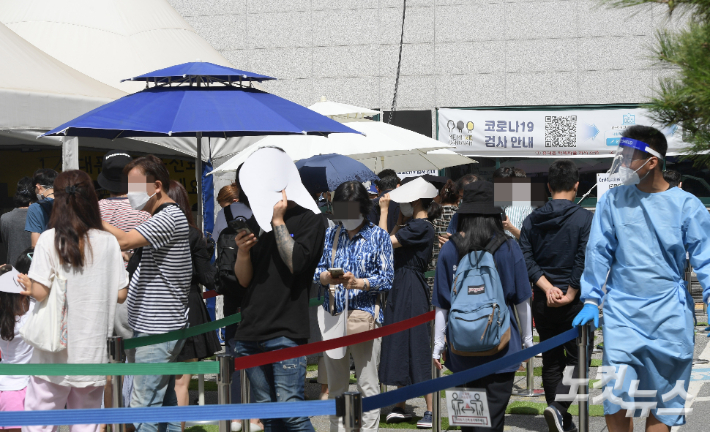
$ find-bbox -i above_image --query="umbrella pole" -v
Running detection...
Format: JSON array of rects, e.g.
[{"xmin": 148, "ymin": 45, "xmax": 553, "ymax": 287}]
[{"xmin": 196, "ymin": 132, "xmax": 203, "ymax": 231}]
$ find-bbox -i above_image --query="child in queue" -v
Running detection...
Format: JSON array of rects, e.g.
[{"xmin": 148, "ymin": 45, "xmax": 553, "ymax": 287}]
[{"xmin": 0, "ymin": 248, "xmax": 35, "ymax": 432}]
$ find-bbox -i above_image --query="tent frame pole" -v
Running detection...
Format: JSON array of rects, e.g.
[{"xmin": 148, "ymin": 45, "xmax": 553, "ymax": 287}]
[{"xmin": 196, "ymin": 132, "xmax": 203, "ymax": 231}]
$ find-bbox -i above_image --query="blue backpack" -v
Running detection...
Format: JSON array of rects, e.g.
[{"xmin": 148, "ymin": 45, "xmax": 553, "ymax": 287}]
[{"xmin": 449, "ymin": 236, "xmax": 511, "ymax": 356}]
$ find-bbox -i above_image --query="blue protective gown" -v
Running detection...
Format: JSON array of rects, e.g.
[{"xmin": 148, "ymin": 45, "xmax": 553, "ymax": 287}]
[{"xmin": 581, "ymin": 185, "xmax": 710, "ymax": 426}]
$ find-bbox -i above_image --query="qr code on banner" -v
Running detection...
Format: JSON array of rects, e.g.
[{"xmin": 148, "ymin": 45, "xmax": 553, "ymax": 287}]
[{"xmin": 545, "ymin": 115, "xmax": 577, "ymax": 147}]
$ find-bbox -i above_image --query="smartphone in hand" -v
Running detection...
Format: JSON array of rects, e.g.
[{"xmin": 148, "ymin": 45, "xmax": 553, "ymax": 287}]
[
  {"xmin": 328, "ymin": 268, "xmax": 345, "ymax": 278},
  {"xmin": 231, "ymin": 218, "xmax": 253, "ymax": 236}
]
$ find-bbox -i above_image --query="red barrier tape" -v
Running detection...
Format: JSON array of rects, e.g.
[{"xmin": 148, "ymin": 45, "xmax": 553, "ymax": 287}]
[
  {"xmin": 233, "ymin": 310, "xmax": 435, "ymax": 371},
  {"xmin": 202, "ymin": 290, "xmax": 220, "ymax": 300}
]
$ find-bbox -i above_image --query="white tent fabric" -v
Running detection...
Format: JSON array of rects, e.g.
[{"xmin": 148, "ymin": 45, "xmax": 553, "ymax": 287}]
[
  {"xmin": 308, "ymin": 100, "xmax": 380, "ymax": 119},
  {"xmin": 0, "ymin": 0, "xmax": 234, "ymax": 94},
  {"xmin": 0, "ymin": 21, "xmax": 124, "ymax": 130},
  {"xmin": 0, "ymin": 0, "xmax": 265, "ymax": 161},
  {"xmin": 209, "ymin": 119, "xmax": 455, "ymax": 175},
  {"xmin": 357, "ymin": 149, "xmax": 475, "ymax": 173}
]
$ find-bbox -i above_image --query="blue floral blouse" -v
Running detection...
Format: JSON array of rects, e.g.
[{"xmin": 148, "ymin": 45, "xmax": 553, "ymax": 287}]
[{"xmin": 313, "ymin": 221, "xmax": 394, "ymax": 323}]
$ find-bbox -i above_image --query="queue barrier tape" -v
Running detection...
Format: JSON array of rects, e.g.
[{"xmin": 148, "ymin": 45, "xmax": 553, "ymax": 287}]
[
  {"xmin": 234, "ymin": 310, "xmax": 435, "ymax": 371},
  {"xmin": 362, "ymin": 326, "xmax": 581, "ymax": 412},
  {"xmin": 202, "ymin": 290, "xmax": 220, "ymax": 300},
  {"xmin": 0, "ymin": 324, "xmax": 583, "ymax": 426},
  {"xmin": 0, "ymin": 361, "xmax": 219, "ymax": 376},
  {"xmin": 124, "ymin": 313, "xmax": 242, "ymax": 350},
  {"xmin": 0, "ymin": 400, "xmax": 336, "ymax": 426}
]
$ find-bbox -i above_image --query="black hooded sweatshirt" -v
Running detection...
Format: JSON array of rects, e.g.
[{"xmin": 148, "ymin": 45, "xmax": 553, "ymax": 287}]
[{"xmin": 519, "ymin": 199, "xmax": 593, "ymax": 297}]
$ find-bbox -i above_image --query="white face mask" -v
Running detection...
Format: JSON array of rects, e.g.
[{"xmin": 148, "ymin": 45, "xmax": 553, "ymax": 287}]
[
  {"xmin": 400, "ymin": 202, "xmax": 414, "ymax": 217},
  {"xmin": 619, "ymin": 158, "xmax": 652, "ymax": 185},
  {"xmin": 127, "ymin": 191, "xmax": 157, "ymax": 211},
  {"xmin": 340, "ymin": 216, "xmax": 364, "ymax": 231}
]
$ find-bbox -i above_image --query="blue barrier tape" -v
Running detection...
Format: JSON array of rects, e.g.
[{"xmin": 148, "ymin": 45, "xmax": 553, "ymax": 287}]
[
  {"xmin": 363, "ymin": 326, "xmax": 581, "ymax": 412},
  {"xmin": 0, "ymin": 400, "xmax": 336, "ymax": 426},
  {"xmin": 0, "ymin": 326, "xmax": 583, "ymax": 426}
]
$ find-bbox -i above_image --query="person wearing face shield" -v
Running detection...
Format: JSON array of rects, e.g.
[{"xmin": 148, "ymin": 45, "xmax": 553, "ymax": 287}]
[
  {"xmin": 377, "ymin": 178, "xmax": 440, "ymax": 427},
  {"xmin": 572, "ymin": 126, "xmax": 710, "ymax": 432},
  {"xmin": 313, "ymin": 181, "xmax": 394, "ymax": 432}
]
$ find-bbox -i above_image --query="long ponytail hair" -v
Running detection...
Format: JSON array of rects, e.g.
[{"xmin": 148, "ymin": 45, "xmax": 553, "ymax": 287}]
[
  {"xmin": 48, "ymin": 170, "xmax": 103, "ymax": 267},
  {"xmin": 419, "ymin": 198, "xmax": 442, "ymax": 222}
]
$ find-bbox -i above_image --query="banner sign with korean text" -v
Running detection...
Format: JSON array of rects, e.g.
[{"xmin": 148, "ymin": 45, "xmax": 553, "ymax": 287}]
[{"xmin": 438, "ymin": 107, "xmax": 689, "ymax": 158}]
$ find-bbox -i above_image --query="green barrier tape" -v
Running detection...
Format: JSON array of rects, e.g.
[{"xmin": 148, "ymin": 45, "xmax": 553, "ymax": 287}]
[
  {"xmin": 424, "ymin": 270, "xmax": 435, "ymax": 278},
  {"xmin": 124, "ymin": 291, "xmax": 395, "ymax": 350},
  {"xmin": 0, "ymin": 361, "xmax": 219, "ymax": 376},
  {"xmin": 309, "ymin": 297, "xmax": 323, "ymax": 307},
  {"xmin": 124, "ymin": 313, "xmax": 242, "ymax": 350}
]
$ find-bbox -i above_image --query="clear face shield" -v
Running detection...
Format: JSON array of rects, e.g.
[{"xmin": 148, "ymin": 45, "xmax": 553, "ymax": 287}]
[
  {"xmin": 576, "ymin": 137, "xmax": 662, "ymax": 204},
  {"xmin": 608, "ymin": 137, "xmax": 661, "ymax": 185}
]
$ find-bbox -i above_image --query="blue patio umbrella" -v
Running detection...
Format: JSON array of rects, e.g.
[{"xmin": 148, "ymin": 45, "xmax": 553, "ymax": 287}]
[
  {"xmin": 295, "ymin": 154, "xmax": 379, "ymax": 193},
  {"xmin": 40, "ymin": 62, "xmax": 361, "ymax": 227}
]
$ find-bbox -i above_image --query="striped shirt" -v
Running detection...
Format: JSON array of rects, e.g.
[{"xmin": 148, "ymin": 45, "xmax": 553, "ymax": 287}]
[
  {"xmin": 99, "ymin": 198, "xmax": 151, "ymax": 268},
  {"xmin": 99, "ymin": 198, "xmax": 151, "ymax": 233},
  {"xmin": 128, "ymin": 205, "xmax": 192, "ymax": 334},
  {"xmin": 502, "ymin": 205, "xmax": 535, "ymax": 238}
]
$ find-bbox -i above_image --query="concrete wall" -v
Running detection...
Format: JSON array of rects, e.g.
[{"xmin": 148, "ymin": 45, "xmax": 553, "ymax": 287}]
[{"xmin": 167, "ymin": 0, "xmax": 683, "ymax": 116}]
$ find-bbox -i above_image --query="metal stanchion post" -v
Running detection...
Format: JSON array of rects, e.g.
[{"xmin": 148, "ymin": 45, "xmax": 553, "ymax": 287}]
[
  {"xmin": 217, "ymin": 354, "xmax": 234, "ymax": 432},
  {"xmin": 198, "ymin": 374, "xmax": 205, "ymax": 406},
  {"xmin": 577, "ymin": 324, "xmax": 590, "ymax": 432},
  {"xmin": 336, "ymin": 392, "xmax": 362, "ymax": 432},
  {"xmin": 107, "ymin": 337, "xmax": 126, "ymax": 432},
  {"xmin": 240, "ymin": 369, "xmax": 251, "ymax": 432},
  {"xmin": 513, "ymin": 298, "xmax": 539, "ymax": 397}
]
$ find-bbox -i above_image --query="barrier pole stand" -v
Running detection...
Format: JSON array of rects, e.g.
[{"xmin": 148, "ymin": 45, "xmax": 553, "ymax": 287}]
[
  {"xmin": 240, "ymin": 369, "xmax": 251, "ymax": 432},
  {"xmin": 107, "ymin": 336, "xmax": 126, "ymax": 432},
  {"xmin": 217, "ymin": 354, "xmax": 234, "ymax": 432},
  {"xmin": 577, "ymin": 324, "xmax": 590, "ymax": 432},
  {"xmin": 198, "ymin": 374, "xmax": 205, "ymax": 406},
  {"xmin": 430, "ymin": 308, "xmax": 441, "ymax": 432},
  {"xmin": 513, "ymin": 358, "xmax": 536, "ymax": 396},
  {"xmin": 379, "ymin": 292, "xmax": 388, "ymax": 397},
  {"xmin": 336, "ymin": 392, "xmax": 362, "ymax": 432}
]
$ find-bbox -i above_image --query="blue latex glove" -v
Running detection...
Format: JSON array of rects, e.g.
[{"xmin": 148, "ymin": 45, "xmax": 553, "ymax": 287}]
[{"xmin": 572, "ymin": 303, "xmax": 599, "ymax": 329}]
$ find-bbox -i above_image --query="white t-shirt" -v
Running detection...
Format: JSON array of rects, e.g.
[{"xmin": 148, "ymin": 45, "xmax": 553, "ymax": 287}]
[
  {"xmin": 0, "ymin": 308, "xmax": 34, "ymax": 391},
  {"xmin": 28, "ymin": 228, "xmax": 128, "ymax": 387}
]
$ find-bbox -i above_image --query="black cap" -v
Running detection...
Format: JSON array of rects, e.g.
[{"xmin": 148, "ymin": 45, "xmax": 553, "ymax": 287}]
[
  {"xmin": 457, "ymin": 181, "xmax": 503, "ymax": 215},
  {"xmin": 97, "ymin": 150, "xmax": 132, "ymax": 193}
]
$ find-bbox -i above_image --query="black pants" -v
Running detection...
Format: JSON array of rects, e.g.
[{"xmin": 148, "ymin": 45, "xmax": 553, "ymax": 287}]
[
  {"xmin": 533, "ymin": 296, "xmax": 592, "ymax": 427},
  {"xmin": 460, "ymin": 372, "xmax": 516, "ymax": 432}
]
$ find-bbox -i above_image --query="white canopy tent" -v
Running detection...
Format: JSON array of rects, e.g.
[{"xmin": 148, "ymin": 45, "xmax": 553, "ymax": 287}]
[
  {"xmin": 0, "ymin": 0, "xmax": 234, "ymax": 94},
  {"xmin": 0, "ymin": 21, "xmax": 207, "ymax": 168},
  {"xmin": 0, "ymin": 0, "xmax": 261, "ymax": 162},
  {"xmin": 0, "ymin": 21, "xmax": 123, "ymax": 131},
  {"xmin": 210, "ymin": 101, "xmax": 473, "ymax": 176}
]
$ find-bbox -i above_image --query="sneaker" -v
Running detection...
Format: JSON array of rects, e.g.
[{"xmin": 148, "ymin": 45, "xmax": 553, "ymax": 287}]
[
  {"xmin": 417, "ymin": 411, "xmax": 433, "ymax": 428},
  {"xmin": 543, "ymin": 405, "xmax": 564, "ymax": 432},
  {"xmin": 386, "ymin": 407, "xmax": 413, "ymax": 423}
]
